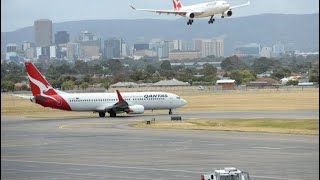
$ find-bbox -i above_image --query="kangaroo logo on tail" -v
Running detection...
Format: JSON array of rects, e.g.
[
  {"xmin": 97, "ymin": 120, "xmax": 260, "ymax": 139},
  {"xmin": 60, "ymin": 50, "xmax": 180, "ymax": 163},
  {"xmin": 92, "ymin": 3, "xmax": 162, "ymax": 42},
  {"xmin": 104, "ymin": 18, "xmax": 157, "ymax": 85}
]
[
  {"xmin": 25, "ymin": 62, "xmax": 59, "ymax": 102},
  {"xmin": 24, "ymin": 62, "xmax": 72, "ymax": 111},
  {"xmin": 173, "ymin": 0, "xmax": 183, "ymax": 11}
]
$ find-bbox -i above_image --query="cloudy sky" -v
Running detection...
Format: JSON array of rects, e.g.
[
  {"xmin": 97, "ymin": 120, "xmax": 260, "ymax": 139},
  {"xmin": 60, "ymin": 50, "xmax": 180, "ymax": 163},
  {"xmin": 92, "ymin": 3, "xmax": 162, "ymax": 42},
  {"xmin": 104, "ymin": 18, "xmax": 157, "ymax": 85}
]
[{"xmin": 1, "ymin": 0, "xmax": 319, "ymax": 32}]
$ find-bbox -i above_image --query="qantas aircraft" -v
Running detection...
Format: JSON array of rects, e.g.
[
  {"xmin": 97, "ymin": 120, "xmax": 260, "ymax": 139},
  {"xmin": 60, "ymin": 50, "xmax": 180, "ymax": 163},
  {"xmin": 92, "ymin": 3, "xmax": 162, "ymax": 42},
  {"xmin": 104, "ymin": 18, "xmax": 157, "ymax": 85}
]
[
  {"xmin": 131, "ymin": 0, "xmax": 250, "ymax": 25},
  {"xmin": 15, "ymin": 62, "xmax": 187, "ymax": 117}
]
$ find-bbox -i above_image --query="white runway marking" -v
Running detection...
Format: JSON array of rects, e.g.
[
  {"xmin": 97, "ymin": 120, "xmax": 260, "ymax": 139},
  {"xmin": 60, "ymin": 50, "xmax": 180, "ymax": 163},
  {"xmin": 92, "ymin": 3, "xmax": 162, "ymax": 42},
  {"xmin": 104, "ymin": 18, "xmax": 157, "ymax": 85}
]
[{"xmin": 252, "ymin": 146, "xmax": 284, "ymax": 150}]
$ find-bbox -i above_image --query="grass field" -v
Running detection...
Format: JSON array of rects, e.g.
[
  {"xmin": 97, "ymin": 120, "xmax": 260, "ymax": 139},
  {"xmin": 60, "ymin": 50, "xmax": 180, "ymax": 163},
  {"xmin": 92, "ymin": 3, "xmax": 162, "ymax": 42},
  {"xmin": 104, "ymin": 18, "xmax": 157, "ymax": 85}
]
[
  {"xmin": 1, "ymin": 88, "xmax": 319, "ymax": 116},
  {"xmin": 131, "ymin": 119, "xmax": 319, "ymax": 135},
  {"xmin": 1, "ymin": 88, "xmax": 319, "ymax": 134},
  {"xmin": 180, "ymin": 88, "xmax": 319, "ymax": 111}
]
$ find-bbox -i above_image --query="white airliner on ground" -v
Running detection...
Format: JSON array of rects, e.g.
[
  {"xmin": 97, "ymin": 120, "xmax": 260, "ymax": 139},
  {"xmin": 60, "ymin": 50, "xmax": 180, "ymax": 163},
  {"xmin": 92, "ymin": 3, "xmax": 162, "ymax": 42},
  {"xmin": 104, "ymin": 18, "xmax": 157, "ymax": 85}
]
[
  {"xmin": 131, "ymin": 0, "xmax": 250, "ymax": 25},
  {"xmin": 15, "ymin": 62, "xmax": 187, "ymax": 117}
]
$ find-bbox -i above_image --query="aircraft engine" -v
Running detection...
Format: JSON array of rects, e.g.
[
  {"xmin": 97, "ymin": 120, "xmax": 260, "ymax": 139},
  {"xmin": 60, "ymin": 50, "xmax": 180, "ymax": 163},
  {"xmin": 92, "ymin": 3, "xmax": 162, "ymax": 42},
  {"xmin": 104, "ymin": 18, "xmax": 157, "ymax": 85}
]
[
  {"xmin": 127, "ymin": 105, "xmax": 145, "ymax": 114},
  {"xmin": 186, "ymin": 12, "xmax": 195, "ymax": 19},
  {"xmin": 224, "ymin": 10, "xmax": 232, "ymax": 17}
]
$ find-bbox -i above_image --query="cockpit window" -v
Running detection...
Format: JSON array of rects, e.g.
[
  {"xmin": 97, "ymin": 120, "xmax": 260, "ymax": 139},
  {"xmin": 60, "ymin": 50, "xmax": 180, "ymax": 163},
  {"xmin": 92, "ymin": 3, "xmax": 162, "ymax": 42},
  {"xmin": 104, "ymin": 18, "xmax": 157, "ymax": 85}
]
[{"xmin": 176, "ymin": 96, "xmax": 181, "ymax": 99}]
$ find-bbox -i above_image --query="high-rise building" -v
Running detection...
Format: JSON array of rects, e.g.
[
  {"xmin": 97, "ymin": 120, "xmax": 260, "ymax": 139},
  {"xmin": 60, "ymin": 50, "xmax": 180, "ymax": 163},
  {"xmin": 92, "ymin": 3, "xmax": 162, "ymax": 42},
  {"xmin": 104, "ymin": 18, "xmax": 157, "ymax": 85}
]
[
  {"xmin": 161, "ymin": 41, "xmax": 170, "ymax": 58},
  {"xmin": 149, "ymin": 38, "xmax": 162, "ymax": 50},
  {"xmin": 6, "ymin": 43, "xmax": 18, "ymax": 60},
  {"xmin": 34, "ymin": 19, "xmax": 52, "ymax": 47},
  {"xmin": 134, "ymin": 43, "xmax": 149, "ymax": 51},
  {"xmin": 54, "ymin": 31, "xmax": 70, "ymax": 45},
  {"xmin": 233, "ymin": 43, "xmax": 261, "ymax": 57},
  {"xmin": 193, "ymin": 39, "xmax": 203, "ymax": 52},
  {"xmin": 182, "ymin": 40, "xmax": 194, "ymax": 51},
  {"xmin": 22, "ymin": 42, "xmax": 34, "ymax": 51},
  {"xmin": 193, "ymin": 38, "xmax": 224, "ymax": 57},
  {"xmin": 121, "ymin": 41, "xmax": 131, "ymax": 57},
  {"xmin": 79, "ymin": 31, "xmax": 98, "ymax": 42},
  {"xmin": 272, "ymin": 42, "xmax": 285, "ymax": 56},
  {"xmin": 201, "ymin": 39, "xmax": 214, "ymax": 57},
  {"xmin": 67, "ymin": 43, "xmax": 80, "ymax": 62},
  {"xmin": 199, "ymin": 38, "xmax": 224, "ymax": 57},
  {"xmin": 6, "ymin": 43, "xmax": 17, "ymax": 52},
  {"xmin": 50, "ymin": 46, "xmax": 56, "ymax": 58},
  {"xmin": 104, "ymin": 38, "xmax": 122, "ymax": 59},
  {"xmin": 76, "ymin": 31, "xmax": 101, "ymax": 59},
  {"xmin": 173, "ymin": 40, "xmax": 182, "ymax": 51},
  {"xmin": 260, "ymin": 47, "xmax": 272, "ymax": 58},
  {"xmin": 215, "ymin": 38, "xmax": 224, "ymax": 57}
]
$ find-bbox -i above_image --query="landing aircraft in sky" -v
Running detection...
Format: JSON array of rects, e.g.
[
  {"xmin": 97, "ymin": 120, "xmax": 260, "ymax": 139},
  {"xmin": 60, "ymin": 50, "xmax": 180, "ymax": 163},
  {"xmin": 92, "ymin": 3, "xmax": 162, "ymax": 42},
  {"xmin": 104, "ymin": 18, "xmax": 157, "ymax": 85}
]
[
  {"xmin": 131, "ymin": 0, "xmax": 250, "ymax": 25},
  {"xmin": 14, "ymin": 62, "xmax": 187, "ymax": 117}
]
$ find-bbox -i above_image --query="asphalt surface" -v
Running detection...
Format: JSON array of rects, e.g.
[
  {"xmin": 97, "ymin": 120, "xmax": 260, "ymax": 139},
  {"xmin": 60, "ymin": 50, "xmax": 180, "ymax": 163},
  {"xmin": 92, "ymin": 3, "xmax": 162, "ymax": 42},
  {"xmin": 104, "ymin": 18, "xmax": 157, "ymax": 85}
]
[{"xmin": 1, "ymin": 110, "xmax": 319, "ymax": 180}]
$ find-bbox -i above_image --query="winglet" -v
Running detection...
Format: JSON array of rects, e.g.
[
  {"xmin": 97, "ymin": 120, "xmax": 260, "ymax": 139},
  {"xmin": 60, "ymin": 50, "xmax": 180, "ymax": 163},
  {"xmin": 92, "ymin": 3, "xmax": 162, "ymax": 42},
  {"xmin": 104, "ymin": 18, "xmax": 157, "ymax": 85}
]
[
  {"xmin": 116, "ymin": 90, "xmax": 124, "ymax": 102},
  {"xmin": 130, "ymin": 5, "xmax": 136, "ymax": 10}
]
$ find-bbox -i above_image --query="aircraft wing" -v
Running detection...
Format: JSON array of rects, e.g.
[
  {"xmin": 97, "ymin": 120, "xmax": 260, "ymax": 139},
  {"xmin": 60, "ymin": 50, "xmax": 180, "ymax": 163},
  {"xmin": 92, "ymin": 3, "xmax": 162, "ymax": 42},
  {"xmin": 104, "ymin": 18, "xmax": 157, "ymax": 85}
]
[
  {"xmin": 97, "ymin": 90, "xmax": 130, "ymax": 113},
  {"xmin": 230, "ymin": 0, "xmax": 250, "ymax": 9},
  {"xmin": 104, "ymin": 101, "xmax": 129, "ymax": 113},
  {"xmin": 130, "ymin": 5, "xmax": 203, "ymax": 16}
]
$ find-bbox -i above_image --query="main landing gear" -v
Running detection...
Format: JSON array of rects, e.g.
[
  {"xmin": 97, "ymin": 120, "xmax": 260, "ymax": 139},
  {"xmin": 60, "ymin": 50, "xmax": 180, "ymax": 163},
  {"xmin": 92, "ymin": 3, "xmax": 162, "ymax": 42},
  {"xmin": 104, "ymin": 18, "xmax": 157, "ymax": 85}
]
[
  {"xmin": 99, "ymin": 112, "xmax": 106, "ymax": 117},
  {"xmin": 169, "ymin": 109, "xmax": 173, "ymax": 115},
  {"xmin": 109, "ymin": 111, "xmax": 117, "ymax": 117},
  {"xmin": 208, "ymin": 16, "xmax": 215, "ymax": 24},
  {"xmin": 187, "ymin": 19, "xmax": 194, "ymax": 25}
]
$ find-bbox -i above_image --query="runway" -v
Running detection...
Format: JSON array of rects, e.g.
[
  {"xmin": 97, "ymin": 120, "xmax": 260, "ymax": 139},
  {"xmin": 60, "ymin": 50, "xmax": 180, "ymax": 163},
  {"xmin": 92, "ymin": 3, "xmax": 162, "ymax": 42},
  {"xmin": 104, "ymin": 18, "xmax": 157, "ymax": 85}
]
[{"xmin": 1, "ymin": 110, "xmax": 319, "ymax": 180}]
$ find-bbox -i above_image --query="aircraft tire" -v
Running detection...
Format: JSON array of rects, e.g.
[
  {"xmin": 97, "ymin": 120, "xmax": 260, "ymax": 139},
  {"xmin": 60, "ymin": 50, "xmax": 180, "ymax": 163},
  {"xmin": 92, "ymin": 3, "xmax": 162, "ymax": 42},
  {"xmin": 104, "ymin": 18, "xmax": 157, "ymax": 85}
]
[
  {"xmin": 99, "ymin": 112, "xmax": 106, "ymax": 118},
  {"xmin": 110, "ymin": 111, "xmax": 117, "ymax": 117}
]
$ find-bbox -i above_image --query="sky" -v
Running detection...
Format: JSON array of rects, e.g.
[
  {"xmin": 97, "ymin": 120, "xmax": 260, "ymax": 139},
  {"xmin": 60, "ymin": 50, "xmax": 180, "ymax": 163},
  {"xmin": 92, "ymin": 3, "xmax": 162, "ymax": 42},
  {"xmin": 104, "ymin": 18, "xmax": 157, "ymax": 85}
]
[{"xmin": 1, "ymin": 0, "xmax": 319, "ymax": 32}]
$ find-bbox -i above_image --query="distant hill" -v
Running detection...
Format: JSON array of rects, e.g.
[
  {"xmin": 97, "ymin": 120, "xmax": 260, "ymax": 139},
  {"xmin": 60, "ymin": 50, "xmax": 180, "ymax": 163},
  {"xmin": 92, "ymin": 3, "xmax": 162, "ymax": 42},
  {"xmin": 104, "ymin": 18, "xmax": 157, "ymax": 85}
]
[{"xmin": 1, "ymin": 14, "xmax": 319, "ymax": 55}]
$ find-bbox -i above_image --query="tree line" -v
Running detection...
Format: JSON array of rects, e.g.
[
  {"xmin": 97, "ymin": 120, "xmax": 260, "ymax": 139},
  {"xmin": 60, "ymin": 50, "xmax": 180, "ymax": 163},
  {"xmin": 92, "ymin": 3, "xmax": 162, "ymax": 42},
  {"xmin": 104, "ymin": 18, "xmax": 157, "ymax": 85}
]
[{"xmin": 1, "ymin": 54, "xmax": 319, "ymax": 91}]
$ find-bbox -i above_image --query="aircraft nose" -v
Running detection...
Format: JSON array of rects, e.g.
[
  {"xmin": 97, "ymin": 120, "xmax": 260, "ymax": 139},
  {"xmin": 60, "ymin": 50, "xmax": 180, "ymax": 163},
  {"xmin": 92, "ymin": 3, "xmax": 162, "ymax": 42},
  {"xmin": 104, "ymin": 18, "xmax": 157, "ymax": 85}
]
[{"xmin": 182, "ymin": 99, "xmax": 187, "ymax": 105}]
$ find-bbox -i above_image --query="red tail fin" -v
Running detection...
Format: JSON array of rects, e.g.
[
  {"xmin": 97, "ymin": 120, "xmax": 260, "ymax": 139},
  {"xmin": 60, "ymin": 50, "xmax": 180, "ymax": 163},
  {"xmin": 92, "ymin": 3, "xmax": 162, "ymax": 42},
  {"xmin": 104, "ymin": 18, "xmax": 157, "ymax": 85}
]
[
  {"xmin": 24, "ymin": 62, "xmax": 54, "ymax": 96},
  {"xmin": 173, "ymin": 0, "xmax": 183, "ymax": 11},
  {"xmin": 116, "ymin": 90, "xmax": 124, "ymax": 102}
]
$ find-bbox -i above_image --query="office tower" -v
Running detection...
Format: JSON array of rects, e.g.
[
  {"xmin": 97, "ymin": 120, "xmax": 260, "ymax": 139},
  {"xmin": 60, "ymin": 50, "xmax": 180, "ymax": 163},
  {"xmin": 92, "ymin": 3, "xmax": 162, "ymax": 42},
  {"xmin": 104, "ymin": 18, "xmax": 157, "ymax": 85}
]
[
  {"xmin": 54, "ymin": 31, "xmax": 70, "ymax": 45},
  {"xmin": 34, "ymin": 19, "xmax": 52, "ymax": 47}
]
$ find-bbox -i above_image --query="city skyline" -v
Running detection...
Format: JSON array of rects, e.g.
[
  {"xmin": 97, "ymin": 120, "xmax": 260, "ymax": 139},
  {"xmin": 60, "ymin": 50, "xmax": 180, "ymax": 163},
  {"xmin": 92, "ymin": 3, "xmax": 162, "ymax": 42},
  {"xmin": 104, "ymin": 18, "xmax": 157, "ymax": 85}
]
[{"xmin": 2, "ymin": 0, "xmax": 319, "ymax": 32}]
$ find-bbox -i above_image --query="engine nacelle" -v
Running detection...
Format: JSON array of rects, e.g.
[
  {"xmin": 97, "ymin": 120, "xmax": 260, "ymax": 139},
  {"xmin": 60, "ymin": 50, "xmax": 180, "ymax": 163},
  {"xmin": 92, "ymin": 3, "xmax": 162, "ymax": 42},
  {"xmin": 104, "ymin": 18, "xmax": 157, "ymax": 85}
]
[
  {"xmin": 224, "ymin": 10, "xmax": 232, "ymax": 17},
  {"xmin": 127, "ymin": 105, "xmax": 145, "ymax": 114},
  {"xmin": 186, "ymin": 12, "xmax": 195, "ymax": 19}
]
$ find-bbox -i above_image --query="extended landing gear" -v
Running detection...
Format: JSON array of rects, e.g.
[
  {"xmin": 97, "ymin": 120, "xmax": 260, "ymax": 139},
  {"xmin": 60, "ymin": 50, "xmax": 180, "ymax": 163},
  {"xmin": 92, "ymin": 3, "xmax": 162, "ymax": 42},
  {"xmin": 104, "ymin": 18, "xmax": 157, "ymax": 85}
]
[
  {"xmin": 187, "ymin": 19, "xmax": 194, "ymax": 25},
  {"xmin": 169, "ymin": 109, "xmax": 173, "ymax": 115},
  {"xmin": 109, "ymin": 111, "xmax": 117, "ymax": 117},
  {"xmin": 99, "ymin": 112, "xmax": 106, "ymax": 118},
  {"xmin": 208, "ymin": 16, "xmax": 215, "ymax": 24}
]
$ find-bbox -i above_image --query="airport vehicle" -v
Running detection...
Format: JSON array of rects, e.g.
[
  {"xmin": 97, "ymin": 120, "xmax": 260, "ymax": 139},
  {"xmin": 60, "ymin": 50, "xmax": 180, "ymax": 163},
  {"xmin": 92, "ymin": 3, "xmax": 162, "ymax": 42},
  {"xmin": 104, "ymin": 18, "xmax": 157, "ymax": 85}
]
[
  {"xmin": 131, "ymin": 0, "xmax": 250, "ymax": 25},
  {"xmin": 201, "ymin": 167, "xmax": 250, "ymax": 180},
  {"xmin": 15, "ymin": 62, "xmax": 187, "ymax": 117}
]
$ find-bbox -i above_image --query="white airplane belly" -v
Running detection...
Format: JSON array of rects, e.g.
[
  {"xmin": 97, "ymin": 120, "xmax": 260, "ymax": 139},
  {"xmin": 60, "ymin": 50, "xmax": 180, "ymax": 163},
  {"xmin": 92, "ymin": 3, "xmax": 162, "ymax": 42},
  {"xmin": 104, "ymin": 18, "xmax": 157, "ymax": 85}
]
[
  {"xmin": 69, "ymin": 102, "xmax": 97, "ymax": 111},
  {"xmin": 195, "ymin": 7, "xmax": 228, "ymax": 18}
]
